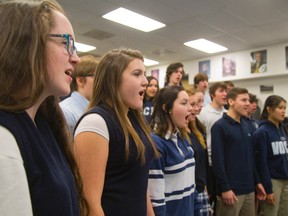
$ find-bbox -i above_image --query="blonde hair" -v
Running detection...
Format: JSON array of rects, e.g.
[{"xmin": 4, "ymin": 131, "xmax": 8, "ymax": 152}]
[
  {"xmin": 89, "ymin": 48, "xmax": 158, "ymax": 163},
  {"xmin": 186, "ymin": 89, "xmax": 207, "ymax": 149},
  {"xmin": 70, "ymin": 55, "xmax": 99, "ymax": 91}
]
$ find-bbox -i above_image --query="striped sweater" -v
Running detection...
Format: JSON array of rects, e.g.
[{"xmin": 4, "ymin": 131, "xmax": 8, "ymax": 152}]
[{"xmin": 148, "ymin": 131, "xmax": 197, "ymax": 216}]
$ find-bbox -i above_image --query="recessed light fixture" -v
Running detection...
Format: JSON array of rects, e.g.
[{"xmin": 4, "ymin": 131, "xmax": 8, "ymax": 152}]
[
  {"xmin": 144, "ymin": 58, "xmax": 159, "ymax": 66},
  {"xmin": 75, "ymin": 42, "xmax": 96, "ymax": 52},
  {"xmin": 102, "ymin": 7, "xmax": 166, "ymax": 32},
  {"xmin": 184, "ymin": 38, "xmax": 228, "ymax": 53}
]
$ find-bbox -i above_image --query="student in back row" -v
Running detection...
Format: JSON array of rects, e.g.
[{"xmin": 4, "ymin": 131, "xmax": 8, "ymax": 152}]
[
  {"xmin": 60, "ymin": 55, "xmax": 98, "ymax": 134},
  {"xmin": 193, "ymin": 73, "xmax": 210, "ymax": 106},
  {"xmin": 197, "ymin": 82, "xmax": 227, "ymax": 210},
  {"xmin": 164, "ymin": 62, "xmax": 184, "ymax": 86},
  {"xmin": 142, "ymin": 76, "xmax": 159, "ymax": 125}
]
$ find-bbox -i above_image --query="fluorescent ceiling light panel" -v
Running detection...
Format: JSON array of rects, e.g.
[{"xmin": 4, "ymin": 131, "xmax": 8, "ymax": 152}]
[
  {"xmin": 184, "ymin": 38, "xmax": 228, "ymax": 53},
  {"xmin": 102, "ymin": 7, "xmax": 166, "ymax": 32},
  {"xmin": 144, "ymin": 58, "xmax": 159, "ymax": 66},
  {"xmin": 75, "ymin": 42, "xmax": 96, "ymax": 52}
]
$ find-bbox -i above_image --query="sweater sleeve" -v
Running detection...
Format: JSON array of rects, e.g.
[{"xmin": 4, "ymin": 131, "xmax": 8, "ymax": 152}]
[
  {"xmin": 148, "ymin": 142, "xmax": 166, "ymax": 216},
  {"xmin": 211, "ymin": 123, "xmax": 231, "ymax": 193},
  {"xmin": 253, "ymin": 130, "xmax": 273, "ymax": 194},
  {"xmin": 0, "ymin": 126, "xmax": 33, "ymax": 216}
]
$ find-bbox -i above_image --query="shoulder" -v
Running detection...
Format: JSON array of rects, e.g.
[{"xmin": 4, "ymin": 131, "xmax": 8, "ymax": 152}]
[
  {"xmin": 151, "ymin": 134, "xmax": 168, "ymax": 150},
  {"xmin": 75, "ymin": 113, "xmax": 109, "ymax": 140},
  {"xmin": 59, "ymin": 95, "xmax": 76, "ymax": 108},
  {"xmin": 0, "ymin": 126, "xmax": 22, "ymax": 161}
]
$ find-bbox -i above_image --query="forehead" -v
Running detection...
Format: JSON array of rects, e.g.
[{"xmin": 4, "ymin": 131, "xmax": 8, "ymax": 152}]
[
  {"xmin": 235, "ymin": 93, "xmax": 249, "ymax": 100},
  {"xmin": 176, "ymin": 90, "xmax": 188, "ymax": 100},
  {"xmin": 149, "ymin": 79, "xmax": 158, "ymax": 84},
  {"xmin": 189, "ymin": 94, "xmax": 197, "ymax": 101},
  {"xmin": 51, "ymin": 11, "xmax": 74, "ymax": 36},
  {"xmin": 215, "ymin": 87, "xmax": 226, "ymax": 92},
  {"xmin": 125, "ymin": 58, "xmax": 145, "ymax": 71}
]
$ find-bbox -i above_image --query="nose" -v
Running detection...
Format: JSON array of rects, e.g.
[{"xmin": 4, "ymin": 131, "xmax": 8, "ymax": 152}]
[
  {"xmin": 143, "ymin": 76, "xmax": 148, "ymax": 87},
  {"xmin": 188, "ymin": 104, "xmax": 193, "ymax": 112},
  {"xmin": 70, "ymin": 52, "xmax": 80, "ymax": 64},
  {"xmin": 195, "ymin": 104, "xmax": 200, "ymax": 112}
]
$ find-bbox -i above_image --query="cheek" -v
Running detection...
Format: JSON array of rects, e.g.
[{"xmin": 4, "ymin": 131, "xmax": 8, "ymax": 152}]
[{"xmin": 172, "ymin": 108, "xmax": 185, "ymax": 120}]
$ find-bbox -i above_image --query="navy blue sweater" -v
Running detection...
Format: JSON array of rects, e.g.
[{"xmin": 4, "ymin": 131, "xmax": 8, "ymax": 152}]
[
  {"xmin": 211, "ymin": 113, "xmax": 259, "ymax": 195},
  {"xmin": 143, "ymin": 99, "xmax": 154, "ymax": 124},
  {"xmin": 189, "ymin": 132, "xmax": 207, "ymax": 193},
  {"xmin": 76, "ymin": 105, "xmax": 154, "ymax": 216},
  {"xmin": 0, "ymin": 111, "xmax": 80, "ymax": 216},
  {"xmin": 253, "ymin": 120, "xmax": 288, "ymax": 194}
]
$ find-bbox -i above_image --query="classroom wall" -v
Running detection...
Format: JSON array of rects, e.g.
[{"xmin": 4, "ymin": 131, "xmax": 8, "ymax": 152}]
[{"xmin": 147, "ymin": 41, "xmax": 288, "ymax": 115}]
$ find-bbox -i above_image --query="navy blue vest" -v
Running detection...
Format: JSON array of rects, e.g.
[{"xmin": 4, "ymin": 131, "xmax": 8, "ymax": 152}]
[
  {"xmin": 0, "ymin": 111, "xmax": 80, "ymax": 216},
  {"xmin": 75, "ymin": 105, "xmax": 153, "ymax": 216}
]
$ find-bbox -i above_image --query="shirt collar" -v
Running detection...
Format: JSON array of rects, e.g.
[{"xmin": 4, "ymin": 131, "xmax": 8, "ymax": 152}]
[{"xmin": 164, "ymin": 129, "xmax": 180, "ymax": 140}]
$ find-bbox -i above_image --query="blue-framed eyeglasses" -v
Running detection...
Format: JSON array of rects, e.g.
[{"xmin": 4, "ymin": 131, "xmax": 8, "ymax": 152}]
[{"xmin": 49, "ymin": 34, "xmax": 77, "ymax": 56}]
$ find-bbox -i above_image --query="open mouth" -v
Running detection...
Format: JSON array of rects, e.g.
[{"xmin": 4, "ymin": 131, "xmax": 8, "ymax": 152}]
[
  {"xmin": 65, "ymin": 70, "xmax": 72, "ymax": 77},
  {"xmin": 139, "ymin": 90, "xmax": 145, "ymax": 96}
]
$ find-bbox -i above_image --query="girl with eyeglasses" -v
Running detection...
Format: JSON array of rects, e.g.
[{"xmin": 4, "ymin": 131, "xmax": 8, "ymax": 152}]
[{"xmin": 0, "ymin": 0, "xmax": 86, "ymax": 215}]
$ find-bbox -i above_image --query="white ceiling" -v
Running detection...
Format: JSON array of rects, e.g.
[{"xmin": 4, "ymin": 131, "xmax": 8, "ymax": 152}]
[{"xmin": 58, "ymin": 0, "xmax": 288, "ymax": 66}]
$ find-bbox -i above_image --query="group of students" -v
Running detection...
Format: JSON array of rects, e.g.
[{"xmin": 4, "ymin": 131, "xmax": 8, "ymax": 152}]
[
  {"xmin": 0, "ymin": 1, "xmax": 287, "ymax": 216},
  {"xmin": 143, "ymin": 62, "xmax": 288, "ymax": 216}
]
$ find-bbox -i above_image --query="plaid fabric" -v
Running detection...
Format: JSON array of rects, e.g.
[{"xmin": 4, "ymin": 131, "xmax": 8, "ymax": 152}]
[{"xmin": 197, "ymin": 190, "xmax": 211, "ymax": 216}]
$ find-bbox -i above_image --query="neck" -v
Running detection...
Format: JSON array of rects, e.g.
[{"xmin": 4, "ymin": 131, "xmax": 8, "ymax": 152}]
[
  {"xmin": 211, "ymin": 101, "xmax": 223, "ymax": 110},
  {"xmin": 227, "ymin": 109, "xmax": 241, "ymax": 122},
  {"xmin": 26, "ymin": 94, "xmax": 48, "ymax": 123},
  {"xmin": 168, "ymin": 82, "xmax": 178, "ymax": 86},
  {"xmin": 268, "ymin": 117, "xmax": 280, "ymax": 128}
]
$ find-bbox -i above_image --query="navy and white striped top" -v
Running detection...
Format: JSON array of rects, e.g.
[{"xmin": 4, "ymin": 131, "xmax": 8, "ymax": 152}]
[{"xmin": 148, "ymin": 131, "xmax": 196, "ymax": 216}]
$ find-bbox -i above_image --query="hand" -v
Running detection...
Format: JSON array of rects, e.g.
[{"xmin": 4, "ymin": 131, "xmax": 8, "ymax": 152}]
[
  {"xmin": 256, "ymin": 183, "xmax": 266, "ymax": 200},
  {"xmin": 265, "ymin": 193, "xmax": 275, "ymax": 206},
  {"xmin": 221, "ymin": 190, "xmax": 238, "ymax": 206}
]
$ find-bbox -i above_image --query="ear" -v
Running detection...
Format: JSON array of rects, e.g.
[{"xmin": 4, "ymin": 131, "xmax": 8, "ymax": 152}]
[
  {"xmin": 76, "ymin": 77, "xmax": 85, "ymax": 87},
  {"xmin": 267, "ymin": 107, "xmax": 272, "ymax": 114},
  {"xmin": 227, "ymin": 98, "xmax": 234, "ymax": 107},
  {"xmin": 162, "ymin": 104, "xmax": 166, "ymax": 112}
]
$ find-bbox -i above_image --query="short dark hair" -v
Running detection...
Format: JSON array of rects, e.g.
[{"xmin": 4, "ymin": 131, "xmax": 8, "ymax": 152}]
[
  {"xmin": 227, "ymin": 87, "xmax": 248, "ymax": 101},
  {"xmin": 249, "ymin": 93, "xmax": 258, "ymax": 103},
  {"xmin": 209, "ymin": 82, "xmax": 227, "ymax": 99},
  {"xmin": 193, "ymin": 73, "xmax": 208, "ymax": 88},
  {"xmin": 224, "ymin": 81, "xmax": 235, "ymax": 88},
  {"xmin": 165, "ymin": 62, "xmax": 184, "ymax": 83}
]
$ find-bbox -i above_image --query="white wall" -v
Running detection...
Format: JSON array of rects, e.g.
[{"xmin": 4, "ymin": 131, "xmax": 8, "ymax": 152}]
[{"xmin": 147, "ymin": 41, "xmax": 288, "ymax": 115}]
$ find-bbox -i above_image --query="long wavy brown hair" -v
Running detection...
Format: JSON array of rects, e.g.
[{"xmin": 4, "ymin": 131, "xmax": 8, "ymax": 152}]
[
  {"xmin": 89, "ymin": 48, "xmax": 159, "ymax": 164},
  {"xmin": 0, "ymin": 0, "xmax": 87, "ymax": 215}
]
